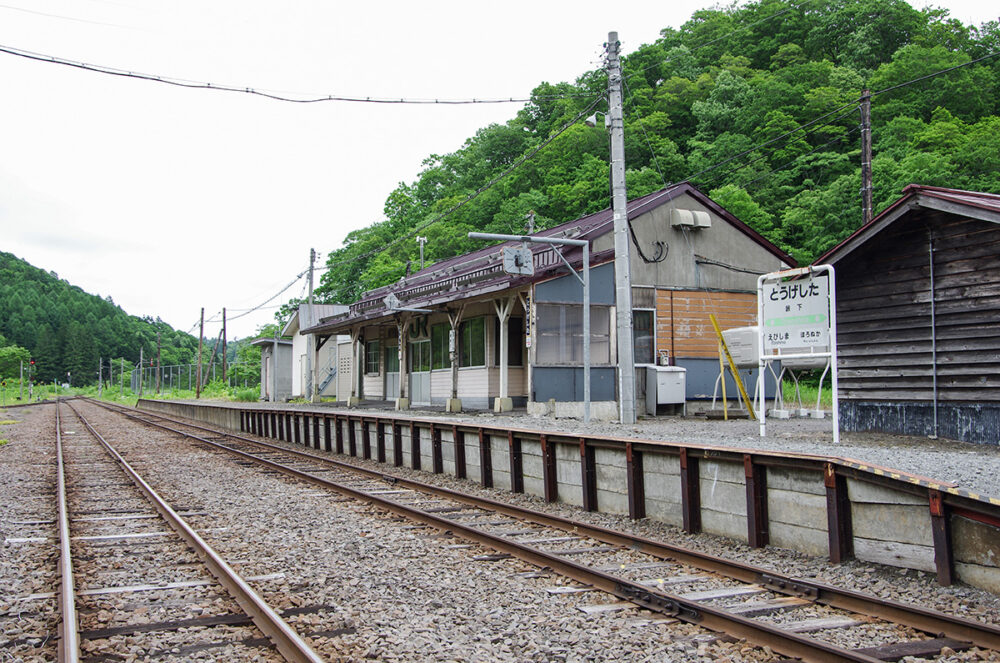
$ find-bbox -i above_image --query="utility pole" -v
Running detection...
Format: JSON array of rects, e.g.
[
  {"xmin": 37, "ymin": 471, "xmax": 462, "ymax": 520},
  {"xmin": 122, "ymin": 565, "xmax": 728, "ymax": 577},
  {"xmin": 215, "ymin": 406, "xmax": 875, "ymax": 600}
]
[
  {"xmin": 860, "ymin": 89, "xmax": 873, "ymax": 225},
  {"xmin": 98, "ymin": 357, "xmax": 103, "ymax": 398},
  {"xmin": 138, "ymin": 347, "xmax": 144, "ymax": 398},
  {"xmin": 416, "ymin": 236, "xmax": 427, "ymax": 270},
  {"xmin": 222, "ymin": 308, "xmax": 228, "ymax": 384},
  {"xmin": 120, "ymin": 357, "xmax": 124, "ymax": 397},
  {"xmin": 196, "ymin": 308, "xmax": 204, "ymax": 399},
  {"xmin": 19, "ymin": 360, "xmax": 23, "ymax": 401},
  {"xmin": 308, "ymin": 248, "xmax": 318, "ymax": 402},
  {"xmin": 607, "ymin": 31, "xmax": 637, "ymax": 424},
  {"xmin": 156, "ymin": 332, "xmax": 162, "ymax": 394}
]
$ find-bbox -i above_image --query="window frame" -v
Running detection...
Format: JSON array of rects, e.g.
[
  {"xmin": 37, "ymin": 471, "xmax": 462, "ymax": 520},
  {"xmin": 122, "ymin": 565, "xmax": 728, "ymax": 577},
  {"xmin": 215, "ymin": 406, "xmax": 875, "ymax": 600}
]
[
  {"xmin": 364, "ymin": 339, "xmax": 380, "ymax": 375},
  {"xmin": 430, "ymin": 323, "xmax": 451, "ymax": 370},
  {"xmin": 458, "ymin": 317, "xmax": 486, "ymax": 368},
  {"xmin": 493, "ymin": 316, "xmax": 524, "ymax": 367},
  {"xmin": 534, "ymin": 303, "xmax": 613, "ymax": 366},
  {"xmin": 633, "ymin": 309, "xmax": 656, "ymax": 365}
]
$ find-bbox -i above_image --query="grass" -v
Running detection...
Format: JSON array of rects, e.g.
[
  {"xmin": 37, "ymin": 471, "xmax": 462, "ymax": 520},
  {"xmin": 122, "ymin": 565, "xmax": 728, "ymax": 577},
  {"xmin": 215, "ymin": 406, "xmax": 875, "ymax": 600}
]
[
  {"xmin": 780, "ymin": 380, "xmax": 833, "ymax": 409},
  {"xmin": 0, "ymin": 419, "xmax": 19, "ymax": 425}
]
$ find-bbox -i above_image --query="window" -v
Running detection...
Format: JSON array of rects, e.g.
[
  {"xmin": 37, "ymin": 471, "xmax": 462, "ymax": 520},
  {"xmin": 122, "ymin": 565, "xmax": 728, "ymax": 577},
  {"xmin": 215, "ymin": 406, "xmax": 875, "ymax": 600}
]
[
  {"xmin": 633, "ymin": 310, "xmax": 655, "ymax": 364},
  {"xmin": 384, "ymin": 345, "xmax": 399, "ymax": 373},
  {"xmin": 493, "ymin": 317, "xmax": 524, "ymax": 366},
  {"xmin": 365, "ymin": 340, "xmax": 380, "ymax": 375},
  {"xmin": 459, "ymin": 317, "xmax": 486, "ymax": 367},
  {"xmin": 535, "ymin": 304, "xmax": 611, "ymax": 364},
  {"xmin": 431, "ymin": 323, "xmax": 451, "ymax": 369}
]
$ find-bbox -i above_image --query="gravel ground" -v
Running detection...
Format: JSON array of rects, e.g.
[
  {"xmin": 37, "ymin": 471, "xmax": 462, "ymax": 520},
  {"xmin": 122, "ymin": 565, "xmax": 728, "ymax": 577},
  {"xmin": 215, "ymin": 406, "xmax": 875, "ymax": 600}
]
[
  {"xmin": 217, "ymin": 399, "xmax": 1000, "ymax": 501},
  {"xmin": 5, "ymin": 401, "xmax": 1000, "ymax": 663}
]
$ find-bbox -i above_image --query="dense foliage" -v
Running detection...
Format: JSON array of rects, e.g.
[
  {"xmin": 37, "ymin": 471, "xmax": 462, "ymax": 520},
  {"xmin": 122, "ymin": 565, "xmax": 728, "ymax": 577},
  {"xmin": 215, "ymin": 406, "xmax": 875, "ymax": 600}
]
[
  {"xmin": 0, "ymin": 251, "xmax": 200, "ymax": 385},
  {"xmin": 316, "ymin": 0, "xmax": 1000, "ymax": 305}
]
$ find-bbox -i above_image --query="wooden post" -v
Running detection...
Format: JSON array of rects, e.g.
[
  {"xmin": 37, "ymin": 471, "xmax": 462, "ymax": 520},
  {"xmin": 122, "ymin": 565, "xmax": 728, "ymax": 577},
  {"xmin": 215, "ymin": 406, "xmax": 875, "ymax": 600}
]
[
  {"xmin": 347, "ymin": 417, "xmax": 357, "ymax": 456},
  {"xmin": 680, "ymin": 448, "xmax": 701, "ymax": 534},
  {"xmin": 580, "ymin": 438, "xmax": 597, "ymax": 512},
  {"xmin": 626, "ymin": 442, "xmax": 645, "ymax": 520},
  {"xmin": 410, "ymin": 422, "xmax": 421, "ymax": 470},
  {"xmin": 376, "ymin": 421, "xmax": 386, "ymax": 463},
  {"xmin": 324, "ymin": 416, "xmax": 332, "ymax": 452},
  {"xmin": 393, "ymin": 421, "xmax": 403, "ymax": 467},
  {"xmin": 453, "ymin": 426, "xmax": 466, "ymax": 479},
  {"xmin": 745, "ymin": 454, "xmax": 769, "ymax": 548},
  {"xmin": 431, "ymin": 425, "xmax": 443, "ymax": 474},
  {"xmin": 860, "ymin": 89, "xmax": 873, "ymax": 225},
  {"xmin": 362, "ymin": 420, "xmax": 371, "ymax": 460},
  {"xmin": 929, "ymin": 490, "xmax": 954, "ymax": 586},
  {"xmin": 541, "ymin": 434, "xmax": 557, "ymax": 503},
  {"xmin": 478, "ymin": 428, "xmax": 492, "ymax": 488},
  {"xmin": 334, "ymin": 415, "xmax": 344, "ymax": 454},
  {"xmin": 508, "ymin": 430, "xmax": 523, "ymax": 493},
  {"xmin": 824, "ymin": 463, "xmax": 853, "ymax": 563}
]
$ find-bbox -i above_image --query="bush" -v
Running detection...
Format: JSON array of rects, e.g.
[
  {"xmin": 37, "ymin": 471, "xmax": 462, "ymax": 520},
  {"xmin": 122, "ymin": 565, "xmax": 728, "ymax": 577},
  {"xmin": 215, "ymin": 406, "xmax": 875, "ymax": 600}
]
[{"xmin": 233, "ymin": 387, "xmax": 258, "ymax": 402}]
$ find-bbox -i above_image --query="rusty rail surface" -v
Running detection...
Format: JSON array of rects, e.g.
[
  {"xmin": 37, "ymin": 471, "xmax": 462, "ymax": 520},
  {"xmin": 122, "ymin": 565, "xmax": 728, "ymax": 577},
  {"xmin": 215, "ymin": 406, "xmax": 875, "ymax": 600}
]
[
  {"xmin": 54, "ymin": 402, "xmax": 80, "ymax": 663},
  {"xmin": 97, "ymin": 399, "xmax": 1000, "ymax": 661}
]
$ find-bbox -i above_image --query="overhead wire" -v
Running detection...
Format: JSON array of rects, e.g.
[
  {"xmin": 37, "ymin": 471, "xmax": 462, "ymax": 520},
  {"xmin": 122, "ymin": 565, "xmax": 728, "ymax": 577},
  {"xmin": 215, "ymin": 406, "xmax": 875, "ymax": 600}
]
[{"xmin": 0, "ymin": 43, "xmax": 589, "ymax": 105}]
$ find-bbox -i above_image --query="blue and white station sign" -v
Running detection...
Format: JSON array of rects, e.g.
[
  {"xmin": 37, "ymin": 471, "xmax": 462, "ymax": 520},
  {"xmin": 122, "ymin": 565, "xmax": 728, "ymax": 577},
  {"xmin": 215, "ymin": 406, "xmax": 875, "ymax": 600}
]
[{"xmin": 761, "ymin": 275, "xmax": 830, "ymax": 351}]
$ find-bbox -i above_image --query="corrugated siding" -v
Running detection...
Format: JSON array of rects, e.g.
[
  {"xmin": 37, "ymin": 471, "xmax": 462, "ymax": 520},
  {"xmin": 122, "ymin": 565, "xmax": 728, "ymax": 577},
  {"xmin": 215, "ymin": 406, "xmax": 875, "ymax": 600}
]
[
  {"xmin": 457, "ymin": 368, "xmax": 489, "ymax": 397},
  {"xmin": 363, "ymin": 374, "xmax": 383, "ymax": 399},
  {"xmin": 655, "ymin": 290, "xmax": 757, "ymax": 359},
  {"xmin": 836, "ymin": 215, "xmax": 1000, "ymax": 402}
]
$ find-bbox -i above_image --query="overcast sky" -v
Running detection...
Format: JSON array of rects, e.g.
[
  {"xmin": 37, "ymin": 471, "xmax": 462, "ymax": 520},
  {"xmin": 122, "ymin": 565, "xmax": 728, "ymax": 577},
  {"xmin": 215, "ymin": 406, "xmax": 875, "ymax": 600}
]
[{"xmin": 1, "ymin": 1, "xmax": 995, "ymax": 339}]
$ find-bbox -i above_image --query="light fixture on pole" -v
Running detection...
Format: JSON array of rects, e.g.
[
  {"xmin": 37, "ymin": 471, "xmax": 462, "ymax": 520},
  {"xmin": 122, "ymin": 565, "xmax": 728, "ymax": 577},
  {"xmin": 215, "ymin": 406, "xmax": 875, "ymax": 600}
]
[{"xmin": 584, "ymin": 111, "xmax": 611, "ymax": 129}]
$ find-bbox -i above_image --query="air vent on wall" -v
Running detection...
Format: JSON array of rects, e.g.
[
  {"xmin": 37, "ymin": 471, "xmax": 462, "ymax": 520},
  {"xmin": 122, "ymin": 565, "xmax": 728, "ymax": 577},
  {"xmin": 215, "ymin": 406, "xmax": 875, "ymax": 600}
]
[{"xmin": 670, "ymin": 208, "xmax": 711, "ymax": 229}]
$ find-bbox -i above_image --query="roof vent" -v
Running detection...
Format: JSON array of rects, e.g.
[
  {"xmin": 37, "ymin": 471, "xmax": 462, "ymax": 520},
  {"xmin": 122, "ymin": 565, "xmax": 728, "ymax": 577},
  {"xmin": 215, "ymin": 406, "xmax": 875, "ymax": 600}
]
[{"xmin": 670, "ymin": 208, "xmax": 711, "ymax": 229}]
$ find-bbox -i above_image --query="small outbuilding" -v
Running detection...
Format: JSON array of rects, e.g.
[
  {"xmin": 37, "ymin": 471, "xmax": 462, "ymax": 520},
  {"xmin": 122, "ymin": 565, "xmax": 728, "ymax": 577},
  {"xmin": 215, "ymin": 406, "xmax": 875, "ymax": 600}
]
[
  {"xmin": 280, "ymin": 303, "xmax": 350, "ymax": 400},
  {"xmin": 250, "ymin": 336, "xmax": 293, "ymax": 402},
  {"xmin": 305, "ymin": 183, "xmax": 793, "ymax": 417},
  {"xmin": 818, "ymin": 185, "xmax": 1000, "ymax": 445}
]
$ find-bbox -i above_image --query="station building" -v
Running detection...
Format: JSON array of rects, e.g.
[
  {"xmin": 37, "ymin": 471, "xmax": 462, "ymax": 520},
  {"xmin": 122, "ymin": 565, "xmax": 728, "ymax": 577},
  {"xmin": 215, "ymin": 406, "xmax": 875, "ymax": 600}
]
[
  {"xmin": 304, "ymin": 184, "xmax": 794, "ymax": 418},
  {"xmin": 818, "ymin": 185, "xmax": 1000, "ymax": 444}
]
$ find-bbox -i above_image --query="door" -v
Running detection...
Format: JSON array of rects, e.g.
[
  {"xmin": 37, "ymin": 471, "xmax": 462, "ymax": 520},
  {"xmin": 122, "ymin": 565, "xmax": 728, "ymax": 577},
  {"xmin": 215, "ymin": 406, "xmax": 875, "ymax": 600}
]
[
  {"xmin": 385, "ymin": 344, "xmax": 400, "ymax": 399},
  {"xmin": 409, "ymin": 340, "xmax": 431, "ymax": 405}
]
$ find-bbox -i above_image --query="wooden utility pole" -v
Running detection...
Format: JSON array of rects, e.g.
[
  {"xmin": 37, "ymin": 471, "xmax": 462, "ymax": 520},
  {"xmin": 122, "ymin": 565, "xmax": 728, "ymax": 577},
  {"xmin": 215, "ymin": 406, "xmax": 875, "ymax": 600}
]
[
  {"xmin": 222, "ymin": 308, "xmax": 228, "ymax": 384},
  {"xmin": 138, "ymin": 347, "xmax": 144, "ymax": 397},
  {"xmin": 120, "ymin": 357, "xmax": 124, "ymax": 397},
  {"xmin": 98, "ymin": 357, "xmax": 103, "ymax": 398},
  {"xmin": 860, "ymin": 89, "xmax": 873, "ymax": 224},
  {"xmin": 196, "ymin": 308, "xmax": 204, "ymax": 399},
  {"xmin": 156, "ymin": 332, "xmax": 162, "ymax": 394}
]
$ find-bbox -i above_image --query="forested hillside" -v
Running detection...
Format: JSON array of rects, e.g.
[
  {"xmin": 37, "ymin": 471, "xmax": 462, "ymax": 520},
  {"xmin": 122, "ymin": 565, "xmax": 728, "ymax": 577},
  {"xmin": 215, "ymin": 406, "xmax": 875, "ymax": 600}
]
[
  {"xmin": 0, "ymin": 251, "xmax": 199, "ymax": 385},
  {"xmin": 316, "ymin": 0, "xmax": 1000, "ymax": 305}
]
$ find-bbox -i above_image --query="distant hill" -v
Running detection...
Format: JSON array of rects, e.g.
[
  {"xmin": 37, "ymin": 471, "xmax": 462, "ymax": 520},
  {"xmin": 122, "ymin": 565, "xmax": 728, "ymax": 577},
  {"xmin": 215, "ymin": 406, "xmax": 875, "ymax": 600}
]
[{"xmin": 0, "ymin": 251, "xmax": 199, "ymax": 385}]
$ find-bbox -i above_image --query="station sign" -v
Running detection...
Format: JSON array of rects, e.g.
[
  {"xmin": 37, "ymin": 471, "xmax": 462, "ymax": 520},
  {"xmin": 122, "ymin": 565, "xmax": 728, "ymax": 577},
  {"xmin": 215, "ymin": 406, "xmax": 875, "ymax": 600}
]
[{"xmin": 761, "ymin": 275, "xmax": 829, "ymax": 351}]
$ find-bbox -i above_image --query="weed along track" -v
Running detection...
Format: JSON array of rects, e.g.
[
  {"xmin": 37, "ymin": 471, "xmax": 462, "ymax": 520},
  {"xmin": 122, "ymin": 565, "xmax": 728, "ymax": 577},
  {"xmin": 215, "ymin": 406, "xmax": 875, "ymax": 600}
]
[{"xmin": 87, "ymin": 398, "xmax": 1000, "ymax": 662}]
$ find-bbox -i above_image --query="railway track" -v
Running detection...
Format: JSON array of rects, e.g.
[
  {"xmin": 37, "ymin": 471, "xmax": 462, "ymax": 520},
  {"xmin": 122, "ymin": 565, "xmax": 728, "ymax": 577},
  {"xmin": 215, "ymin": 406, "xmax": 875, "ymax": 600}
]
[
  {"xmin": 94, "ymin": 399, "xmax": 1000, "ymax": 662},
  {"xmin": 38, "ymin": 400, "xmax": 325, "ymax": 662}
]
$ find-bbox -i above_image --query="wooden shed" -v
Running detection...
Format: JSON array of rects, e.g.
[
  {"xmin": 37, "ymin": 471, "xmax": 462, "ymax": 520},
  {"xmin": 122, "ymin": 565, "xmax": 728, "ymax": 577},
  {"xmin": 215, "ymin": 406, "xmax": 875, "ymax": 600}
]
[{"xmin": 818, "ymin": 185, "xmax": 1000, "ymax": 445}]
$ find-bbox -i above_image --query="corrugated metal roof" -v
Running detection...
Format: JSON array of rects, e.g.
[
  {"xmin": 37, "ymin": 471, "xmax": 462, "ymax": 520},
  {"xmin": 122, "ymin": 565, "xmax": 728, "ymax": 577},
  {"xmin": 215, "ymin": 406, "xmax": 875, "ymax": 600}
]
[
  {"xmin": 817, "ymin": 185, "xmax": 1000, "ymax": 265},
  {"xmin": 308, "ymin": 183, "xmax": 795, "ymax": 334}
]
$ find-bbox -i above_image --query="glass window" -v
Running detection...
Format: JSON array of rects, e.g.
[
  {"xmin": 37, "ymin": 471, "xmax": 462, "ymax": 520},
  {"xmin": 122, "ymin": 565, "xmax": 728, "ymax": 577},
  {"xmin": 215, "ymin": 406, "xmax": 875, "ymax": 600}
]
[
  {"xmin": 633, "ymin": 310, "xmax": 655, "ymax": 364},
  {"xmin": 493, "ymin": 317, "xmax": 524, "ymax": 366},
  {"xmin": 536, "ymin": 305, "xmax": 611, "ymax": 364},
  {"xmin": 384, "ymin": 345, "xmax": 399, "ymax": 373},
  {"xmin": 431, "ymin": 323, "xmax": 451, "ymax": 370},
  {"xmin": 459, "ymin": 317, "xmax": 486, "ymax": 367},
  {"xmin": 365, "ymin": 340, "xmax": 380, "ymax": 375},
  {"xmin": 410, "ymin": 341, "xmax": 430, "ymax": 372}
]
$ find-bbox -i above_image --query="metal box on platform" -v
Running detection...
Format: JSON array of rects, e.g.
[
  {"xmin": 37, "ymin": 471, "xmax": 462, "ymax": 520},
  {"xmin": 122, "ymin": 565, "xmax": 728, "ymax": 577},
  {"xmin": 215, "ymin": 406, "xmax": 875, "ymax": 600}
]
[{"xmin": 645, "ymin": 365, "xmax": 687, "ymax": 416}]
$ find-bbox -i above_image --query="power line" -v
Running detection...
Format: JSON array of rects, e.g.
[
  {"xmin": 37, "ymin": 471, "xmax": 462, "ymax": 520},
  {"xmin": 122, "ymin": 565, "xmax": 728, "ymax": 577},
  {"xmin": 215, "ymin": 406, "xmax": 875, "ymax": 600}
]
[
  {"xmin": 319, "ymin": 95, "xmax": 604, "ymax": 273},
  {"xmin": 871, "ymin": 49, "xmax": 1000, "ymax": 97},
  {"xmin": 0, "ymin": 42, "xmax": 589, "ymax": 105}
]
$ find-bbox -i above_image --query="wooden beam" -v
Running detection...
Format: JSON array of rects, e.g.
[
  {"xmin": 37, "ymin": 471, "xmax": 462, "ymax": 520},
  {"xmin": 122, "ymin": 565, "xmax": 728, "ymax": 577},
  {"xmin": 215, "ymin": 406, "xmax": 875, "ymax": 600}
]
[
  {"xmin": 540, "ymin": 434, "xmax": 557, "ymax": 503},
  {"xmin": 479, "ymin": 428, "xmax": 493, "ymax": 488},
  {"xmin": 376, "ymin": 421, "xmax": 386, "ymax": 463},
  {"xmin": 392, "ymin": 421, "xmax": 403, "ymax": 467},
  {"xmin": 680, "ymin": 448, "xmax": 701, "ymax": 534},
  {"xmin": 453, "ymin": 426, "xmax": 466, "ymax": 480},
  {"xmin": 580, "ymin": 438, "xmax": 597, "ymax": 512},
  {"xmin": 626, "ymin": 442, "xmax": 645, "ymax": 520},
  {"xmin": 347, "ymin": 417, "xmax": 357, "ymax": 456},
  {"xmin": 334, "ymin": 415, "xmax": 344, "ymax": 454},
  {"xmin": 508, "ymin": 430, "xmax": 523, "ymax": 494},
  {"xmin": 929, "ymin": 490, "xmax": 954, "ymax": 586},
  {"xmin": 745, "ymin": 454, "xmax": 769, "ymax": 548},
  {"xmin": 361, "ymin": 420, "xmax": 371, "ymax": 460},
  {"xmin": 323, "ymin": 417, "xmax": 332, "ymax": 452},
  {"xmin": 410, "ymin": 422, "xmax": 421, "ymax": 470},
  {"xmin": 824, "ymin": 463, "xmax": 853, "ymax": 563},
  {"xmin": 431, "ymin": 424, "xmax": 443, "ymax": 474}
]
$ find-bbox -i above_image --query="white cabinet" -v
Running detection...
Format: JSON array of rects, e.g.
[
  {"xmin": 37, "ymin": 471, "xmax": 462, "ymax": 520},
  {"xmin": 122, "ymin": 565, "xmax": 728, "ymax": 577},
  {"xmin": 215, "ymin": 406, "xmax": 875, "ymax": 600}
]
[{"xmin": 645, "ymin": 366, "xmax": 687, "ymax": 416}]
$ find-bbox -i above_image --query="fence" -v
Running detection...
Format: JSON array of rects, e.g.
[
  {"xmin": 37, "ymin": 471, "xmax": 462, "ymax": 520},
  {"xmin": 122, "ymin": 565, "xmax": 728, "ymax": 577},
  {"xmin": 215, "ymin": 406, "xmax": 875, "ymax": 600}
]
[{"xmin": 129, "ymin": 361, "xmax": 258, "ymax": 394}]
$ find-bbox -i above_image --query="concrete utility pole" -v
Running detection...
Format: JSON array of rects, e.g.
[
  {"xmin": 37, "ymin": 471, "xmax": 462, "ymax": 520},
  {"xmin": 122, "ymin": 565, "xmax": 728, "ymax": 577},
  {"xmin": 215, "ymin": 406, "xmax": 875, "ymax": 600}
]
[
  {"xmin": 156, "ymin": 332, "xmax": 162, "ymax": 394},
  {"xmin": 607, "ymin": 31, "xmax": 637, "ymax": 424},
  {"xmin": 98, "ymin": 357, "xmax": 103, "ymax": 398},
  {"xmin": 222, "ymin": 308, "xmax": 228, "ymax": 384},
  {"xmin": 860, "ymin": 89, "xmax": 873, "ymax": 225},
  {"xmin": 196, "ymin": 308, "xmax": 204, "ymax": 399},
  {"xmin": 138, "ymin": 347, "xmax": 144, "ymax": 397},
  {"xmin": 19, "ymin": 360, "xmax": 23, "ymax": 400},
  {"xmin": 120, "ymin": 357, "xmax": 124, "ymax": 397},
  {"xmin": 307, "ymin": 248, "xmax": 318, "ymax": 402}
]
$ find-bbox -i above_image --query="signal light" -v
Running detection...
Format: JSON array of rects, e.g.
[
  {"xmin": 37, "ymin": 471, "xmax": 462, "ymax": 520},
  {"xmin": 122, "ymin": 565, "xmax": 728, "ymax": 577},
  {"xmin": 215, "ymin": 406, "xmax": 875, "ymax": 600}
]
[{"xmin": 29, "ymin": 358, "xmax": 34, "ymax": 365}]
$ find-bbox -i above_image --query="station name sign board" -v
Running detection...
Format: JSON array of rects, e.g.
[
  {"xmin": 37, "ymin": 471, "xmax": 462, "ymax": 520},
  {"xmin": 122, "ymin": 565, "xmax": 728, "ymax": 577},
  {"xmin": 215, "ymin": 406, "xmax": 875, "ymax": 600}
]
[{"xmin": 761, "ymin": 275, "xmax": 829, "ymax": 351}]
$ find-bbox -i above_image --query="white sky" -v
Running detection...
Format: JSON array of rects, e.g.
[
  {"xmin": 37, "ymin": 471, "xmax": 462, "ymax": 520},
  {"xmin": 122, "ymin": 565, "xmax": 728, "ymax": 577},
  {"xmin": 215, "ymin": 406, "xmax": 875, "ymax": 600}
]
[{"xmin": 1, "ymin": 1, "xmax": 996, "ymax": 339}]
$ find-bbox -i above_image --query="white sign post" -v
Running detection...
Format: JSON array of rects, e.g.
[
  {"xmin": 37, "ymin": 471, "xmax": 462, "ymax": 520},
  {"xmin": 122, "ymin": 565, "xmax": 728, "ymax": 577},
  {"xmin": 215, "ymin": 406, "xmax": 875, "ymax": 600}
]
[{"xmin": 757, "ymin": 265, "xmax": 840, "ymax": 443}]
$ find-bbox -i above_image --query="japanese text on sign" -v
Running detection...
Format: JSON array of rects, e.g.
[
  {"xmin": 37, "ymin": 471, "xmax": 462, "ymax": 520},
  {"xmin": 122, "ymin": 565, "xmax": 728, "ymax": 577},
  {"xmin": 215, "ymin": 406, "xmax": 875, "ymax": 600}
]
[{"xmin": 761, "ymin": 276, "xmax": 829, "ymax": 351}]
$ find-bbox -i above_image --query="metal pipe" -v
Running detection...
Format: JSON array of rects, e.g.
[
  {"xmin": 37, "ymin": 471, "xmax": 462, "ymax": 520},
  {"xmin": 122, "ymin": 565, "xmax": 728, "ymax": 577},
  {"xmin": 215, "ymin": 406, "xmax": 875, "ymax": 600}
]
[{"xmin": 929, "ymin": 232, "xmax": 939, "ymax": 439}]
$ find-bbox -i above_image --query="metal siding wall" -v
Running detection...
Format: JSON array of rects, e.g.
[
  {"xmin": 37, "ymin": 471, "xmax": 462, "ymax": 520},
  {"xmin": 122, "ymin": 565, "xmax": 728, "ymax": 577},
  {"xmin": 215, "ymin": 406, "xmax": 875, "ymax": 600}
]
[
  {"xmin": 841, "ymin": 401, "xmax": 1000, "ymax": 446},
  {"xmin": 535, "ymin": 262, "xmax": 615, "ymax": 304},
  {"xmin": 676, "ymin": 358, "xmax": 779, "ymax": 401}
]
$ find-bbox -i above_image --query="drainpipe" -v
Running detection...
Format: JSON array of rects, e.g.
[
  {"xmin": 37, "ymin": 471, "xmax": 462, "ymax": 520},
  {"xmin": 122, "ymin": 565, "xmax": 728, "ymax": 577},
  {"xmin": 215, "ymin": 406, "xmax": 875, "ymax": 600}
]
[{"xmin": 929, "ymin": 231, "xmax": 938, "ymax": 439}]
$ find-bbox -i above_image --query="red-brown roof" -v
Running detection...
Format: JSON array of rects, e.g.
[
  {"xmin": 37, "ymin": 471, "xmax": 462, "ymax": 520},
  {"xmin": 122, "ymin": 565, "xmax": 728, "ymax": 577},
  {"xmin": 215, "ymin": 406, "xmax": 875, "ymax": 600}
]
[{"xmin": 817, "ymin": 185, "xmax": 1000, "ymax": 265}]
